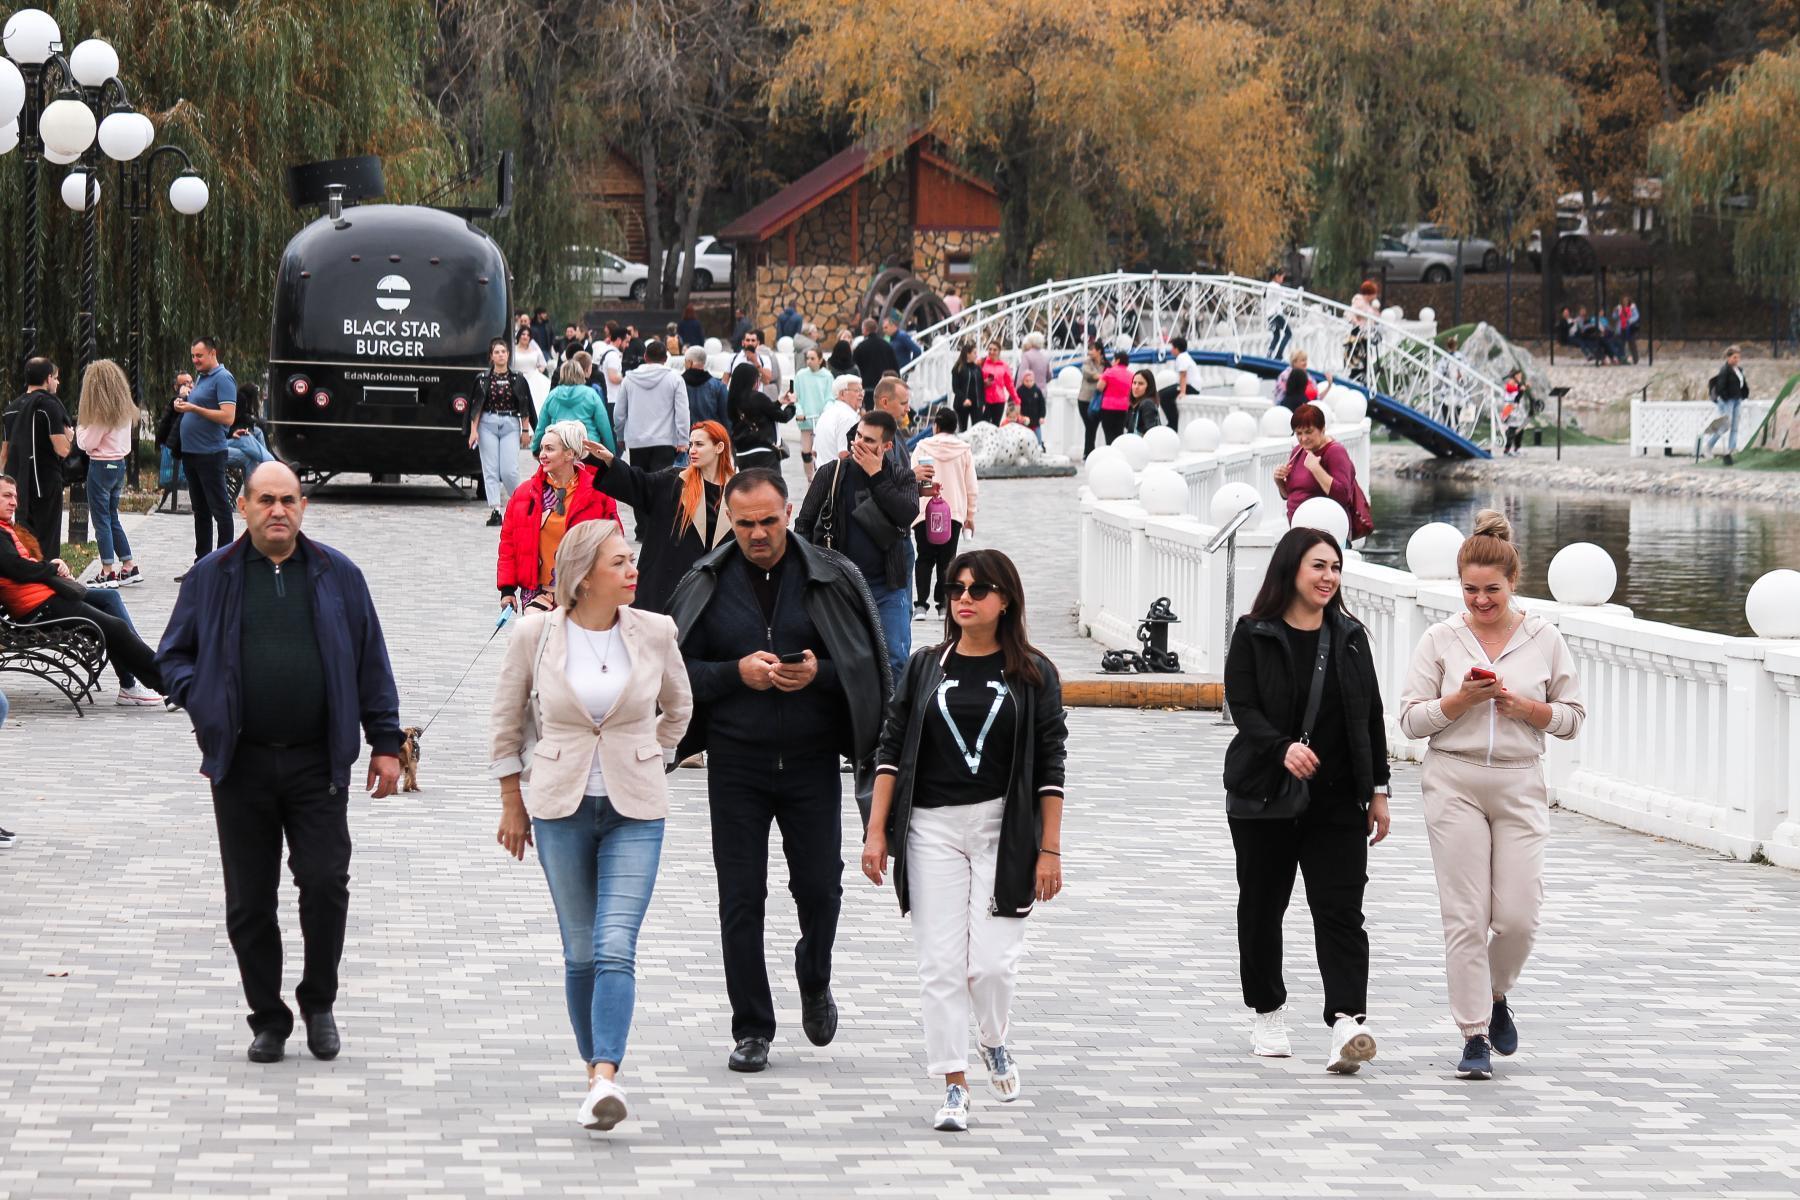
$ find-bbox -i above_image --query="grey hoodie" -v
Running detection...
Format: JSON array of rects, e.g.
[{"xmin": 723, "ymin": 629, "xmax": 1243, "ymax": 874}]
[{"xmin": 615, "ymin": 362, "xmax": 690, "ymax": 450}]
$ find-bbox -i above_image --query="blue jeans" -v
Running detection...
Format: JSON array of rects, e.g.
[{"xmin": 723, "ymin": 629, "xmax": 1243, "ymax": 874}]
[
  {"xmin": 84, "ymin": 459, "xmax": 131, "ymax": 566},
  {"xmin": 870, "ymin": 576, "xmax": 913, "ymax": 688},
  {"xmin": 532, "ymin": 794, "xmax": 665, "ymax": 1067},
  {"xmin": 1705, "ymin": 399, "xmax": 1742, "ymax": 456},
  {"xmin": 226, "ymin": 430, "xmax": 274, "ymax": 477},
  {"xmin": 477, "ymin": 413, "xmax": 523, "ymax": 509}
]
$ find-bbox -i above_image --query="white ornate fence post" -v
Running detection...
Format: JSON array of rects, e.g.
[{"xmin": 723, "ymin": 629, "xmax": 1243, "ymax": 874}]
[{"xmin": 1724, "ymin": 642, "xmax": 1780, "ymax": 858}]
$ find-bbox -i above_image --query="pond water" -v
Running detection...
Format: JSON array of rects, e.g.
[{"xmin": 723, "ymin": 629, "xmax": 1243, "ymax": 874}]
[{"xmin": 1360, "ymin": 476, "xmax": 1800, "ymax": 636}]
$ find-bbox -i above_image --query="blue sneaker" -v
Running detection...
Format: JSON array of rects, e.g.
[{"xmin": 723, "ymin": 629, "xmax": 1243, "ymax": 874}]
[
  {"xmin": 1457, "ymin": 1035, "xmax": 1493, "ymax": 1080},
  {"xmin": 1490, "ymin": 998, "xmax": 1519, "ymax": 1057}
]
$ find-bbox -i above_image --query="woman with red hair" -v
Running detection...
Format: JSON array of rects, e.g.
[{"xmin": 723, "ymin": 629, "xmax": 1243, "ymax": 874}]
[{"xmin": 584, "ymin": 420, "xmax": 736, "ymax": 613}]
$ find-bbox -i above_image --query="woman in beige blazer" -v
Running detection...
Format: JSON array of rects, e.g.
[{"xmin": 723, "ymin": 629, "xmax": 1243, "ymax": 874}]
[{"xmin": 488, "ymin": 518, "xmax": 692, "ymax": 1133}]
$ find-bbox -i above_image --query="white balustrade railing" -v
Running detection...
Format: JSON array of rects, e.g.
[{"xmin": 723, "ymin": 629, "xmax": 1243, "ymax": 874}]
[
  {"xmin": 1630, "ymin": 399, "xmax": 1774, "ymax": 456},
  {"xmin": 1078, "ymin": 440, "xmax": 1800, "ymax": 865}
]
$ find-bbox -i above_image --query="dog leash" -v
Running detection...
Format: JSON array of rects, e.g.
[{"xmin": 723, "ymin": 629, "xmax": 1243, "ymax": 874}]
[{"xmin": 417, "ymin": 606, "xmax": 515, "ymax": 737}]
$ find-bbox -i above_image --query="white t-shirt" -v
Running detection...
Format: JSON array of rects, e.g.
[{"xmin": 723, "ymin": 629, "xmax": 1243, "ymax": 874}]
[
  {"xmin": 812, "ymin": 399, "xmax": 863, "ymax": 462},
  {"xmin": 563, "ymin": 621, "xmax": 633, "ymax": 795},
  {"xmin": 1172, "ymin": 351, "xmax": 1198, "ymax": 394},
  {"xmin": 598, "ymin": 346, "xmax": 625, "ymax": 407}
]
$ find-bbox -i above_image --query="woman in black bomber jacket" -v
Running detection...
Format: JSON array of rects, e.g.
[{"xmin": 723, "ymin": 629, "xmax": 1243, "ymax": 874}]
[
  {"xmin": 862, "ymin": 548, "xmax": 1067, "ymax": 1134},
  {"xmin": 947, "ymin": 339, "xmax": 985, "ymax": 432},
  {"xmin": 1223, "ymin": 526, "xmax": 1391, "ymax": 1076}
]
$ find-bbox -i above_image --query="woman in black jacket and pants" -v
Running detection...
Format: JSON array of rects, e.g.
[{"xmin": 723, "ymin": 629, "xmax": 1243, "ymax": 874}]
[
  {"xmin": 948, "ymin": 340, "xmax": 984, "ymax": 431},
  {"xmin": 726, "ymin": 362, "xmax": 793, "ymax": 470},
  {"xmin": 862, "ymin": 548, "xmax": 1066, "ymax": 1134},
  {"xmin": 1223, "ymin": 526, "xmax": 1391, "ymax": 1074}
]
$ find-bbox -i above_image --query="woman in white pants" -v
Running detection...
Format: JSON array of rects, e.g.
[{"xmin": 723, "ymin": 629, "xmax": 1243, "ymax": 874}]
[
  {"xmin": 862, "ymin": 548, "xmax": 1068, "ymax": 1132},
  {"xmin": 1399, "ymin": 510, "xmax": 1584, "ymax": 1081}
]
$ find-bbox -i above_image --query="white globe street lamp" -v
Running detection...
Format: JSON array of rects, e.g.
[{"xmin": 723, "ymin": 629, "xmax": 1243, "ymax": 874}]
[
  {"xmin": 168, "ymin": 170, "xmax": 209, "ymax": 215},
  {"xmin": 60, "ymin": 167, "xmax": 97, "ymax": 211},
  {"xmin": 0, "ymin": 57, "xmax": 23, "ymax": 123},
  {"xmin": 41, "ymin": 140, "xmax": 76, "ymax": 163},
  {"xmin": 67, "ymin": 38, "xmax": 118, "ymax": 88},
  {"xmin": 97, "ymin": 109, "xmax": 152, "ymax": 160},
  {"xmin": 38, "ymin": 93, "xmax": 95, "ymax": 156},
  {"xmin": 2, "ymin": 8, "xmax": 60, "ymax": 65}
]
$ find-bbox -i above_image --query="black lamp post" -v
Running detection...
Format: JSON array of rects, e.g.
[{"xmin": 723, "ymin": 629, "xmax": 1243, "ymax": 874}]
[{"xmin": 121, "ymin": 143, "xmax": 208, "ymax": 465}]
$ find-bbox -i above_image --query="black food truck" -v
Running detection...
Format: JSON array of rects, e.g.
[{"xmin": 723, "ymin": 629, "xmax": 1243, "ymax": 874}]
[{"xmin": 268, "ymin": 155, "xmax": 513, "ymax": 490}]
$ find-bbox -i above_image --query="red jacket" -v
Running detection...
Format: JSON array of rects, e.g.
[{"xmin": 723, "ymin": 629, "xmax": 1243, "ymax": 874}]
[{"xmin": 497, "ymin": 463, "xmax": 619, "ymax": 595}]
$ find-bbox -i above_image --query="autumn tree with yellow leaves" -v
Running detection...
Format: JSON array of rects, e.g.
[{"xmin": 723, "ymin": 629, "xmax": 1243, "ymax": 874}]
[{"xmin": 768, "ymin": 0, "xmax": 1304, "ymax": 294}]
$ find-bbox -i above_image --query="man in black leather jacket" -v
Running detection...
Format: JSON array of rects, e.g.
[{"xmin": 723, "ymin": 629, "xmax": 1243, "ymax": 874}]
[{"xmin": 668, "ymin": 468, "xmax": 889, "ymax": 1076}]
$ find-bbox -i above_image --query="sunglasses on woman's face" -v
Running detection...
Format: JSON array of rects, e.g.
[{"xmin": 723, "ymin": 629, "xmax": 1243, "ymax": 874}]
[{"xmin": 945, "ymin": 582, "xmax": 1003, "ymax": 602}]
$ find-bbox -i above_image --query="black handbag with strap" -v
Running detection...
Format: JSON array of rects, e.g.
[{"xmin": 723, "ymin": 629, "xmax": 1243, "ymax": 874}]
[{"xmin": 1226, "ymin": 620, "xmax": 1331, "ymax": 820}]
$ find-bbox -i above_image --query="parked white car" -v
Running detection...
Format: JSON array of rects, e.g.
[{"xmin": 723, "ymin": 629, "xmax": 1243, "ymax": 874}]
[
  {"xmin": 1389, "ymin": 223, "xmax": 1503, "ymax": 273},
  {"xmin": 1296, "ymin": 236, "xmax": 1462, "ymax": 284},
  {"xmin": 661, "ymin": 235, "xmax": 733, "ymax": 291},
  {"xmin": 567, "ymin": 246, "xmax": 650, "ymax": 300}
]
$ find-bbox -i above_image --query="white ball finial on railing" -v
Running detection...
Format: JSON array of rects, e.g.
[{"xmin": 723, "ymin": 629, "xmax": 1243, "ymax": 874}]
[
  {"xmin": 1406, "ymin": 522, "xmax": 1465, "ymax": 580},
  {"xmin": 1259, "ymin": 406, "xmax": 1293, "ymax": 439},
  {"xmin": 1086, "ymin": 447, "xmax": 1137, "ymax": 500},
  {"xmin": 1209, "ymin": 481, "xmax": 1261, "ymax": 527},
  {"xmin": 776, "ymin": 335, "xmax": 794, "ymax": 353},
  {"xmin": 1142, "ymin": 425, "xmax": 1180, "ymax": 462},
  {"xmin": 1419, "ymin": 307, "xmax": 1436, "ymax": 323},
  {"xmin": 1111, "ymin": 431, "xmax": 1150, "ymax": 471},
  {"xmin": 703, "ymin": 337, "xmax": 722, "ymax": 354},
  {"xmin": 1139, "ymin": 465, "xmax": 1187, "ymax": 515},
  {"xmin": 1181, "ymin": 417, "xmax": 1221, "ymax": 453},
  {"xmin": 1547, "ymin": 542, "xmax": 1617, "ymax": 606},
  {"xmin": 1291, "ymin": 496, "xmax": 1350, "ymax": 545},
  {"xmin": 1232, "ymin": 373, "xmax": 1262, "ymax": 397},
  {"xmin": 1056, "ymin": 365, "xmax": 1081, "ymax": 388},
  {"xmin": 1746, "ymin": 570, "xmax": 1800, "ymax": 638},
  {"xmin": 1332, "ymin": 392, "xmax": 1368, "ymax": 426},
  {"xmin": 1220, "ymin": 410, "xmax": 1257, "ymax": 445}
]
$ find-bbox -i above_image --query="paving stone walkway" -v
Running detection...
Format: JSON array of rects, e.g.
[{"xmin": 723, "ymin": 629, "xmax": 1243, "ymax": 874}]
[{"xmin": 2, "ymin": 456, "xmax": 1798, "ymax": 1198}]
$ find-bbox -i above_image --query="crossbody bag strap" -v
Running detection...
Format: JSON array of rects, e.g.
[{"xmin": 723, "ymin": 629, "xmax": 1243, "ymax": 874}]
[{"xmin": 1296, "ymin": 620, "xmax": 1332, "ymax": 745}]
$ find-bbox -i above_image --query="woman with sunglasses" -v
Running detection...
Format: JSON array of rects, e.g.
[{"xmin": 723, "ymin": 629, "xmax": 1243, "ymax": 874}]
[{"xmin": 861, "ymin": 549, "xmax": 1068, "ymax": 1133}]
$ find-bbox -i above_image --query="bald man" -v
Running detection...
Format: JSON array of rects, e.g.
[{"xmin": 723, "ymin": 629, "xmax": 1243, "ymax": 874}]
[{"xmin": 157, "ymin": 462, "xmax": 402, "ymax": 1064}]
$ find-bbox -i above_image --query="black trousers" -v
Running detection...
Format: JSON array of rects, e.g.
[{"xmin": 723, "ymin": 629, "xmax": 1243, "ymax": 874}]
[
  {"xmin": 707, "ymin": 749, "xmax": 844, "ymax": 1042},
  {"xmin": 913, "ymin": 519, "xmax": 963, "ymax": 610},
  {"xmin": 1157, "ymin": 384, "xmax": 1185, "ymax": 432},
  {"xmin": 630, "ymin": 444, "xmax": 677, "ymax": 475},
  {"xmin": 20, "ymin": 481, "xmax": 62, "ymax": 554},
  {"xmin": 32, "ymin": 593, "xmax": 164, "ymax": 692},
  {"xmin": 211, "ymin": 741, "xmax": 351, "ymax": 1036},
  {"xmin": 1098, "ymin": 409, "xmax": 1128, "ymax": 445},
  {"xmin": 1082, "ymin": 405, "xmax": 1102, "ymax": 457},
  {"xmin": 182, "ymin": 451, "xmax": 232, "ymax": 560},
  {"xmin": 1229, "ymin": 794, "xmax": 1369, "ymax": 1028}
]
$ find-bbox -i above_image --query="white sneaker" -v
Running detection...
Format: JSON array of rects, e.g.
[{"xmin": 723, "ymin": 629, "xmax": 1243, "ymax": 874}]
[
  {"xmin": 1326, "ymin": 1014, "xmax": 1377, "ymax": 1074},
  {"xmin": 978, "ymin": 1043, "xmax": 1022, "ymax": 1101},
  {"xmin": 933, "ymin": 1083, "xmax": 970, "ymax": 1132},
  {"xmin": 1251, "ymin": 1008, "xmax": 1292, "ymax": 1057},
  {"xmin": 116, "ymin": 684, "xmax": 163, "ymax": 707},
  {"xmin": 578, "ymin": 1077, "xmax": 628, "ymax": 1131}
]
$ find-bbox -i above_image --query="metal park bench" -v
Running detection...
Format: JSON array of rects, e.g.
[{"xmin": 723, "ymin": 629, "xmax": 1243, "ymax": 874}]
[{"xmin": 0, "ymin": 608, "xmax": 108, "ymax": 715}]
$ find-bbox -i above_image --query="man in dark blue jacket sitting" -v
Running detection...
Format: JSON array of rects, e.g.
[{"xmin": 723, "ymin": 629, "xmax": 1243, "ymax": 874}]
[{"xmin": 156, "ymin": 461, "xmax": 402, "ymax": 1065}]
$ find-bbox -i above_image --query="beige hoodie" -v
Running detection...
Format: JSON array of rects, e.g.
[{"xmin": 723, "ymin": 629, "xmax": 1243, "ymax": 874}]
[
  {"xmin": 912, "ymin": 433, "xmax": 978, "ymax": 526},
  {"xmin": 1399, "ymin": 611, "xmax": 1585, "ymax": 764}
]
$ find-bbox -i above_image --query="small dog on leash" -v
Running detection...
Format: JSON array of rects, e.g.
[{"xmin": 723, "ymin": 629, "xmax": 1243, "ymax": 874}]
[{"xmin": 398, "ymin": 726, "xmax": 424, "ymax": 792}]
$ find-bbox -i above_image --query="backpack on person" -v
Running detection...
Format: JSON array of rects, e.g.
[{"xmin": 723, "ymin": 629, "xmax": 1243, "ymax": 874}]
[{"xmin": 924, "ymin": 494, "xmax": 954, "ymax": 544}]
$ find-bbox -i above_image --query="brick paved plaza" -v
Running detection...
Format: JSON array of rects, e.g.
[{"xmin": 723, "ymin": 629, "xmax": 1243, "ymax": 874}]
[{"xmin": 3, "ymin": 462, "xmax": 1798, "ymax": 1199}]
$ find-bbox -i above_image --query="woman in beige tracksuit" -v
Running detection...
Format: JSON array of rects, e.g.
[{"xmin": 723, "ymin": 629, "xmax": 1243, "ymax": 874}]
[{"xmin": 1399, "ymin": 511, "xmax": 1584, "ymax": 1081}]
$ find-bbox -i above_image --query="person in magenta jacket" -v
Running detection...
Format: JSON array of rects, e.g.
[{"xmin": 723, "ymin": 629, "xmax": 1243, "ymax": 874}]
[
  {"xmin": 1274, "ymin": 403, "xmax": 1359, "ymax": 523},
  {"xmin": 1095, "ymin": 350, "xmax": 1136, "ymax": 446},
  {"xmin": 979, "ymin": 342, "xmax": 1019, "ymax": 425}
]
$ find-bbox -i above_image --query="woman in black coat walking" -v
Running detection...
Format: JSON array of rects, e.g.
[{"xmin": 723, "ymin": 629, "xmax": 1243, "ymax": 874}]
[
  {"xmin": 948, "ymin": 339, "xmax": 984, "ymax": 432},
  {"xmin": 1223, "ymin": 526, "xmax": 1391, "ymax": 1075},
  {"xmin": 862, "ymin": 548, "xmax": 1067, "ymax": 1133},
  {"xmin": 583, "ymin": 419, "xmax": 736, "ymax": 613},
  {"xmin": 726, "ymin": 362, "xmax": 792, "ymax": 470}
]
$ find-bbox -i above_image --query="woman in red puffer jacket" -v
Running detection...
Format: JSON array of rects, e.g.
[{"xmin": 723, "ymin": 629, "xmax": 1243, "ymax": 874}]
[
  {"xmin": 498, "ymin": 420, "xmax": 619, "ymax": 614},
  {"xmin": 979, "ymin": 341, "xmax": 1020, "ymax": 425}
]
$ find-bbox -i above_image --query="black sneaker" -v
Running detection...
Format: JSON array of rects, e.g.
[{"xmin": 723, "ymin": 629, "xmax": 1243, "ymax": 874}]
[
  {"xmin": 1490, "ymin": 998, "xmax": 1518, "ymax": 1056},
  {"xmin": 1723, "ymin": 453, "xmax": 1735, "ymax": 466},
  {"xmin": 0, "ymin": 825, "xmax": 15, "ymax": 849},
  {"xmin": 801, "ymin": 987, "xmax": 838, "ymax": 1046},
  {"xmin": 1457, "ymin": 1035, "xmax": 1493, "ymax": 1080},
  {"xmin": 728, "ymin": 1036, "xmax": 770, "ymax": 1072},
  {"xmin": 485, "ymin": 509, "xmax": 503, "ymax": 527},
  {"xmin": 116, "ymin": 565, "xmax": 143, "ymax": 587}
]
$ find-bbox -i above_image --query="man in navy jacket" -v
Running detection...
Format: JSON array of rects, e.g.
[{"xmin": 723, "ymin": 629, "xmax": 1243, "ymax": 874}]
[{"xmin": 157, "ymin": 462, "xmax": 402, "ymax": 1064}]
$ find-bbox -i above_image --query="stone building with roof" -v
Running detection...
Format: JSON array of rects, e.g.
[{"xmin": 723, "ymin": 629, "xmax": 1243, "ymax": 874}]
[{"xmin": 717, "ymin": 131, "xmax": 1001, "ymax": 336}]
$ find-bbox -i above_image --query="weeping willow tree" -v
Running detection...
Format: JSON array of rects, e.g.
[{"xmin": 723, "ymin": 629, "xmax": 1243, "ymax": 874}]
[{"xmin": 0, "ymin": 0, "xmax": 460, "ymax": 397}]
